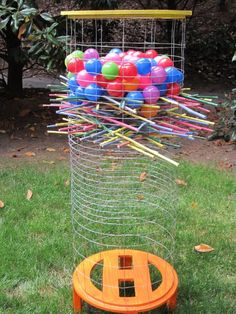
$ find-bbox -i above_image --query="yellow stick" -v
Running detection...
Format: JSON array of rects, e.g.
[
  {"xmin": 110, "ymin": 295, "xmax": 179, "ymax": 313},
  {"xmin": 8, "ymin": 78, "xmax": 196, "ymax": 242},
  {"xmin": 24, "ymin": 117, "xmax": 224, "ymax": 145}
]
[
  {"xmin": 100, "ymin": 136, "xmax": 119, "ymax": 147},
  {"xmin": 116, "ymin": 132, "xmax": 179, "ymax": 166},
  {"xmin": 47, "ymin": 130, "xmax": 68, "ymax": 134},
  {"xmin": 169, "ymin": 112, "xmax": 215, "ymax": 125},
  {"xmin": 147, "ymin": 138, "xmax": 165, "ymax": 148},
  {"xmin": 127, "ymin": 144, "xmax": 155, "ymax": 158}
]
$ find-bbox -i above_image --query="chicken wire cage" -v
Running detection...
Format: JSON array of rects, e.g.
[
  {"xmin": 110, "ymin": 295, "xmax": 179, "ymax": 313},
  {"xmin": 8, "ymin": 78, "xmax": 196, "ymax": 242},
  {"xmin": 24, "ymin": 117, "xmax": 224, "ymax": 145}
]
[{"xmin": 60, "ymin": 9, "xmax": 192, "ymax": 314}]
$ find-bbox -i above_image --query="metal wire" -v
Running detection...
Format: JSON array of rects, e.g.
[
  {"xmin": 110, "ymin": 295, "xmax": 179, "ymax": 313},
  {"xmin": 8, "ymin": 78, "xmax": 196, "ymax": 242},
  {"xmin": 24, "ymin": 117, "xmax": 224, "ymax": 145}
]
[{"xmin": 65, "ymin": 17, "xmax": 185, "ymax": 309}]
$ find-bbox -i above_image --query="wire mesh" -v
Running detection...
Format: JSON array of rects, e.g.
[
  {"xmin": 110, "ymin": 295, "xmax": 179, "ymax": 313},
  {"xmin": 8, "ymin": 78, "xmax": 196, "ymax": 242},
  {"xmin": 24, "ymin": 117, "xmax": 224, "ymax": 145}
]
[{"xmin": 65, "ymin": 16, "xmax": 184, "ymax": 312}]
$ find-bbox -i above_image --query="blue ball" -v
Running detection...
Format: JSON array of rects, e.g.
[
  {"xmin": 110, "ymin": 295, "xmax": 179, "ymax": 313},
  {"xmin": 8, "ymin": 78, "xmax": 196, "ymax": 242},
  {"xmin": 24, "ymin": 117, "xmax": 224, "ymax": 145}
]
[
  {"xmin": 110, "ymin": 48, "xmax": 122, "ymax": 54},
  {"xmin": 136, "ymin": 58, "xmax": 152, "ymax": 75},
  {"xmin": 165, "ymin": 67, "xmax": 184, "ymax": 84},
  {"xmin": 74, "ymin": 86, "xmax": 85, "ymax": 99},
  {"xmin": 69, "ymin": 91, "xmax": 83, "ymax": 105},
  {"xmin": 149, "ymin": 58, "xmax": 157, "ymax": 67},
  {"xmin": 68, "ymin": 76, "xmax": 78, "ymax": 92},
  {"xmin": 84, "ymin": 83, "xmax": 102, "ymax": 101},
  {"xmin": 125, "ymin": 91, "xmax": 144, "ymax": 109},
  {"xmin": 156, "ymin": 83, "xmax": 167, "ymax": 96},
  {"xmin": 85, "ymin": 58, "xmax": 102, "ymax": 76}
]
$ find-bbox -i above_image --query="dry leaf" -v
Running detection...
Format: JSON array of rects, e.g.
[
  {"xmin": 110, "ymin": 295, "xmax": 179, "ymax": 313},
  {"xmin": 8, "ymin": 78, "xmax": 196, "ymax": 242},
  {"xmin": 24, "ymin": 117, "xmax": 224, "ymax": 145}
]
[
  {"xmin": 25, "ymin": 151, "xmax": 35, "ymax": 157},
  {"xmin": 194, "ymin": 244, "xmax": 214, "ymax": 253},
  {"xmin": 218, "ymin": 161, "xmax": 233, "ymax": 171},
  {"xmin": 19, "ymin": 109, "xmax": 31, "ymax": 117},
  {"xmin": 18, "ymin": 23, "xmax": 26, "ymax": 39},
  {"xmin": 175, "ymin": 179, "xmax": 187, "ymax": 186},
  {"xmin": 42, "ymin": 160, "xmax": 55, "ymax": 165},
  {"xmin": 26, "ymin": 189, "xmax": 33, "ymax": 200},
  {"xmin": 0, "ymin": 130, "xmax": 6, "ymax": 134},
  {"xmin": 137, "ymin": 195, "xmax": 144, "ymax": 201},
  {"xmin": 58, "ymin": 156, "xmax": 67, "ymax": 161},
  {"xmin": 64, "ymin": 180, "xmax": 70, "ymax": 187},
  {"xmin": 0, "ymin": 200, "xmax": 4, "ymax": 208},
  {"xmin": 29, "ymin": 126, "xmax": 35, "ymax": 132},
  {"xmin": 191, "ymin": 202, "xmax": 198, "ymax": 209},
  {"xmin": 139, "ymin": 172, "xmax": 147, "ymax": 182},
  {"xmin": 63, "ymin": 148, "xmax": 70, "ymax": 153},
  {"xmin": 46, "ymin": 147, "xmax": 56, "ymax": 152}
]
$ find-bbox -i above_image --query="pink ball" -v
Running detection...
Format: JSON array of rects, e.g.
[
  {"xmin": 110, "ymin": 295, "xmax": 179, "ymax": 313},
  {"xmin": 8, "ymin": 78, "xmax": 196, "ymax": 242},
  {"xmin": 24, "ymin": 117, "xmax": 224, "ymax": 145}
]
[
  {"xmin": 143, "ymin": 85, "xmax": 160, "ymax": 104},
  {"xmin": 151, "ymin": 66, "xmax": 167, "ymax": 84},
  {"xmin": 76, "ymin": 70, "xmax": 96, "ymax": 87},
  {"xmin": 119, "ymin": 52, "xmax": 127, "ymax": 59},
  {"xmin": 127, "ymin": 49, "xmax": 135, "ymax": 55},
  {"xmin": 154, "ymin": 55, "xmax": 165, "ymax": 64},
  {"xmin": 137, "ymin": 74, "xmax": 152, "ymax": 89},
  {"xmin": 84, "ymin": 48, "xmax": 99, "ymax": 60},
  {"xmin": 105, "ymin": 53, "xmax": 122, "ymax": 65}
]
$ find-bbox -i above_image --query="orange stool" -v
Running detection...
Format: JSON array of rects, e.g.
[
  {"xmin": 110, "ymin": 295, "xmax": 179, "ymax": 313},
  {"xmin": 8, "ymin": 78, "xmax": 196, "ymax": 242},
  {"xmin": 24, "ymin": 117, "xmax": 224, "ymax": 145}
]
[{"xmin": 72, "ymin": 249, "xmax": 178, "ymax": 313}]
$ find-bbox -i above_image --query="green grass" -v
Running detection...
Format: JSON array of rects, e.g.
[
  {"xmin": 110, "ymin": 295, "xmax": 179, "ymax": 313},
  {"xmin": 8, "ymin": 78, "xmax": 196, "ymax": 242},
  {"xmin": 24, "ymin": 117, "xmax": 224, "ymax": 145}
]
[{"xmin": 0, "ymin": 161, "xmax": 235, "ymax": 313}]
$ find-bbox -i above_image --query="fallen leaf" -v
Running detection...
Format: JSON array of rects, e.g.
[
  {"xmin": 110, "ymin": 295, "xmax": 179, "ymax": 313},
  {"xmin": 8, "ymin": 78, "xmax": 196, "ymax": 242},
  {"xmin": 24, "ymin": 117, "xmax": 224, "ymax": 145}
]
[
  {"xmin": 63, "ymin": 148, "xmax": 70, "ymax": 153},
  {"xmin": 42, "ymin": 160, "xmax": 55, "ymax": 164},
  {"xmin": 29, "ymin": 126, "xmax": 35, "ymax": 132},
  {"xmin": 0, "ymin": 200, "xmax": 4, "ymax": 208},
  {"xmin": 194, "ymin": 244, "xmax": 214, "ymax": 253},
  {"xmin": 139, "ymin": 172, "xmax": 147, "ymax": 182},
  {"xmin": 96, "ymin": 166, "xmax": 102, "ymax": 172},
  {"xmin": 26, "ymin": 189, "xmax": 33, "ymax": 200},
  {"xmin": 46, "ymin": 147, "xmax": 56, "ymax": 152},
  {"xmin": 213, "ymin": 139, "xmax": 223, "ymax": 146},
  {"xmin": 137, "ymin": 195, "xmax": 144, "ymax": 201},
  {"xmin": 218, "ymin": 161, "xmax": 233, "ymax": 171},
  {"xmin": 64, "ymin": 179, "xmax": 70, "ymax": 186},
  {"xmin": 58, "ymin": 156, "xmax": 67, "ymax": 161},
  {"xmin": 191, "ymin": 202, "xmax": 198, "ymax": 209},
  {"xmin": 25, "ymin": 151, "xmax": 35, "ymax": 157},
  {"xmin": 19, "ymin": 109, "xmax": 31, "ymax": 117},
  {"xmin": 175, "ymin": 179, "xmax": 187, "ymax": 186},
  {"xmin": 0, "ymin": 130, "xmax": 6, "ymax": 134}
]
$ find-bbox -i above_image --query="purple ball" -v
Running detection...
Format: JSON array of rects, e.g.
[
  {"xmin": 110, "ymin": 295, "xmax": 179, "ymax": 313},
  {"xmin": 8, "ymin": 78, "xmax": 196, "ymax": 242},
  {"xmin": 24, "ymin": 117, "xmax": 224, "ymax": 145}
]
[
  {"xmin": 84, "ymin": 48, "xmax": 99, "ymax": 60},
  {"xmin": 143, "ymin": 85, "xmax": 160, "ymax": 104},
  {"xmin": 151, "ymin": 66, "xmax": 167, "ymax": 84}
]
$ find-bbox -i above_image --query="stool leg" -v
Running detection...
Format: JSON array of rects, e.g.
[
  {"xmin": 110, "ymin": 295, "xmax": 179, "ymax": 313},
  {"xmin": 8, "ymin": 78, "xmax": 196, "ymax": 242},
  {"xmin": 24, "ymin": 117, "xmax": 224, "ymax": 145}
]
[
  {"xmin": 73, "ymin": 287, "xmax": 82, "ymax": 313},
  {"xmin": 167, "ymin": 291, "xmax": 177, "ymax": 311}
]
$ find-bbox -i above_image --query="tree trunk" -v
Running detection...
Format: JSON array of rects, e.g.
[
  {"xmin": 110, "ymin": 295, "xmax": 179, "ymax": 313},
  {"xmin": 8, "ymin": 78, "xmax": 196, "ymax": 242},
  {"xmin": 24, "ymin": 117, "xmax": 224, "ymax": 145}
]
[{"xmin": 6, "ymin": 28, "xmax": 24, "ymax": 98}]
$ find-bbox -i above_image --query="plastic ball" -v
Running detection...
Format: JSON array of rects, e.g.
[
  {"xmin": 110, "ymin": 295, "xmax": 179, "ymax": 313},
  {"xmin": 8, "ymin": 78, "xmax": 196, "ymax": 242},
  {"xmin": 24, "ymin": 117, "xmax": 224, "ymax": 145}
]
[
  {"xmin": 102, "ymin": 62, "xmax": 119, "ymax": 80},
  {"xmin": 167, "ymin": 83, "xmax": 181, "ymax": 96},
  {"xmin": 136, "ymin": 58, "xmax": 152, "ymax": 75},
  {"xmin": 151, "ymin": 66, "xmax": 167, "ymax": 84},
  {"xmin": 67, "ymin": 58, "xmax": 84, "ymax": 73},
  {"xmin": 68, "ymin": 76, "xmax": 78, "ymax": 92},
  {"xmin": 137, "ymin": 74, "xmax": 152, "ymax": 89},
  {"xmin": 74, "ymin": 85, "xmax": 85, "ymax": 100},
  {"xmin": 133, "ymin": 51, "xmax": 146, "ymax": 58},
  {"xmin": 158, "ymin": 57, "xmax": 174, "ymax": 68},
  {"xmin": 125, "ymin": 91, "xmax": 144, "ymax": 109},
  {"xmin": 107, "ymin": 80, "xmax": 124, "ymax": 98},
  {"xmin": 96, "ymin": 74, "xmax": 109, "ymax": 89},
  {"xmin": 145, "ymin": 49, "xmax": 158, "ymax": 58},
  {"xmin": 143, "ymin": 85, "xmax": 160, "ymax": 104},
  {"xmin": 105, "ymin": 53, "xmax": 122, "ymax": 65},
  {"xmin": 119, "ymin": 52, "xmax": 127, "ymax": 59},
  {"xmin": 149, "ymin": 58, "xmax": 157, "ymax": 67},
  {"xmin": 156, "ymin": 83, "xmax": 167, "ymax": 96},
  {"xmin": 122, "ymin": 77, "xmax": 139, "ymax": 92},
  {"xmin": 84, "ymin": 83, "xmax": 102, "ymax": 101},
  {"xmin": 69, "ymin": 92, "xmax": 80, "ymax": 105},
  {"xmin": 127, "ymin": 49, "xmax": 135, "ymax": 55},
  {"xmin": 110, "ymin": 48, "xmax": 122, "ymax": 54},
  {"xmin": 85, "ymin": 58, "xmax": 102, "ymax": 76},
  {"xmin": 165, "ymin": 67, "xmax": 184, "ymax": 83},
  {"xmin": 76, "ymin": 70, "xmax": 96, "ymax": 87},
  {"xmin": 139, "ymin": 106, "xmax": 158, "ymax": 119},
  {"xmin": 119, "ymin": 62, "xmax": 138, "ymax": 79},
  {"xmin": 71, "ymin": 50, "xmax": 84, "ymax": 60},
  {"xmin": 84, "ymin": 48, "xmax": 99, "ymax": 60}
]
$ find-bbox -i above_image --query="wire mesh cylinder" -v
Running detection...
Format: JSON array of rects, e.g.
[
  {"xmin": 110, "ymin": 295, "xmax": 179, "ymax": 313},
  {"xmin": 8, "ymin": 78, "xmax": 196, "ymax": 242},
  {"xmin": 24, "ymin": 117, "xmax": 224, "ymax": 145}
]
[{"xmin": 70, "ymin": 136, "xmax": 177, "ymax": 263}]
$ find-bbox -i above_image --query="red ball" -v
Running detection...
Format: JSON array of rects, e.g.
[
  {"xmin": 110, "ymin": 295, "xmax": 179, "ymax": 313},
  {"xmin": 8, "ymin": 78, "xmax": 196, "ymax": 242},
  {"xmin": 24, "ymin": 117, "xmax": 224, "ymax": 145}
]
[
  {"xmin": 127, "ymin": 49, "xmax": 135, "ymax": 55},
  {"xmin": 158, "ymin": 57, "xmax": 174, "ymax": 68},
  {"xmin": 107, "ymin": 80, "xmax": 124, "ymax": 98},
  {"xmin": 167, "ymin": 83, "xmax": 181, "ymax": 95},
  {"xmin": 119, "ymin": 62, "xmax": 138, "ymax": 79},
  {"xmin": 67, "ymin": 58, "xmax": 84, "ymax": 73},
  {"xmin": 133, "ymin": 51, "xmax": 146, "ymax": 58},
  {"xmin": 96, "ymin": 74, "xmax": 109, "ymax": 88},
  {"xmin": 145, "ymin": 49, "xmax": 158, "ymax": 58}
]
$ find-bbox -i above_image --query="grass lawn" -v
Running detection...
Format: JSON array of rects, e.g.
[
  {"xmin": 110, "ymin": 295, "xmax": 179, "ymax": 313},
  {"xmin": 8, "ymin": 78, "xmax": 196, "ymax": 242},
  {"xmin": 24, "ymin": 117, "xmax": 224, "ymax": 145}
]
[{"xmin": 0, "ymin": 161, "xmax": 235, "ymax": 314}]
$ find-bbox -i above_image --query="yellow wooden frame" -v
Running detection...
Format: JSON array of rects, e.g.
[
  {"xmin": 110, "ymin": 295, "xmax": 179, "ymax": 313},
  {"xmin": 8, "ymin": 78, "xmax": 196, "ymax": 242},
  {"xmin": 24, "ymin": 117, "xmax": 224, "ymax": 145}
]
[{"xmin": 61, "ymin": 10, "xmax": 192, "ymax": 20}]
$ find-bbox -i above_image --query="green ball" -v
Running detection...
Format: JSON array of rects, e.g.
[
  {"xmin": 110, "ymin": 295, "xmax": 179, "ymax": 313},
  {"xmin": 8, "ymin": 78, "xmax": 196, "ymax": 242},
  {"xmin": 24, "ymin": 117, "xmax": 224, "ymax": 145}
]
[
  {"xmin": 71, "ymin": 50, "xmax": 84, "ymax": 60},
  {"xmin": 102, "ymin": 62, "xmax": 119, "ymax": 80},
  {"xmin": 64, "ymin": 53, "xmax": 74, "ymax": 67},
  {"xmin": 67, "ymin": 72, "xmax": 74, "ymax": 79}
]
